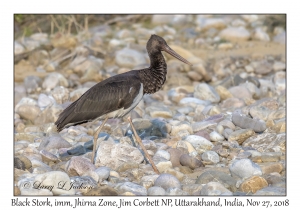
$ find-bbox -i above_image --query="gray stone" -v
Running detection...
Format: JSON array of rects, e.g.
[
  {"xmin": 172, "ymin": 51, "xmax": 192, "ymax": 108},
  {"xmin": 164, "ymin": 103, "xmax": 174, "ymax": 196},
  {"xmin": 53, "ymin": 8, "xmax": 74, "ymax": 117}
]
[
  {"xmin": 200, "ymin": 182, "xmax": 233, "ymax": 195},
  {"xmin": 16, "ymin": 104, "xmax": 41, "ymax": 122},
  {"xmin": 50, "ymin": 86, "xmax": 70, "ymax": 104},
  {"xmin": 154, "ymin": 173, "xmax": 181, "ymax": 190},
  {"xmin": 154, "ymin": 150, "xmax": 170, "ymax": 161},
  {"xmin": 273, "ymin": 61, "xmax": 286, "ymax": 72},
  {"xmin": 95, "ymin": 166, "xmax": 111, "ymax": 181},
  {"xmin": 130, "ymin": 118, "xmax": 168, "ymax": 138},
  {"xmin": 147, "ymin": 186, "xmax": 166, "ymax": 195},
  {"xmin": 115, "ymin": 48, "xmax": 147, "ymax": 68},
  {"xmin": 40, "ymin": 149, "xmax": 59, "ymax": 162},
  {"xmin": 229, "ymin": 86, "xmax": 252, "ymax": 100},
  {"xmin": 15, "ymin": 41, "xmax": 25, "ymax": 54},
  {"xmin": 179, "ymin": 154, "xmax": 203, "ymax": 169},
  {"xmin": 152, "ymin": 15, "xmax": 189, "ymax": 26},
  {"xmin": 33, "ymin": 171, "xmax": 75, "ymax": 195},
  {"xmin": 179, "ymin": 97, "xmax": 211, "ymax": 107},
  {"xmin": 219, "ymin": 27, "xmax": 250, "ymax": 41},
  {"xmin": 65, "ymin": 156, "xmax": 96, "ymax": 176},
  {"xmin": 115, "ymin": 182, "xmax": 147, "ymax": 195},
  {"xmin": 141, "ymin": 140, "xmax": 157, "ymax": 150},
  {"xmin": 20, "ymin": 188, "xmax": 53, "ymax": 196},
  {"xmin": 146, "ymin": 106, "xmax": 173, "ymax": 118},
  {"xmin": 166, "ymin": 187, "xmax": 189, "ymax": 195},
  {"xmin": 70, "ymin": 176, "xmax": 98, "ymax": 194},
  {"xmin": 156, "ymin": 161, "xmax": 173, "ymax": 173},
  {"xmin": 24, "ymin": 76, "xmax": 42, "ymax": 93},
  {"xmin": 273, "ymin": 31, "xmax": 286, "ymax": 44},
  {"xmin": 42, "ymin": 72, "xmax": 68, "ymax": 90},
  {"xmin": 201, "ymin": 151, "xmax": 220, "ymax": 164},
  {"xmin": 95, "ymin": 141, "xmax": 144, "ymax": 170},
  {"xmin": 198, "ymin": 18, "xmax": 226, "ymax": 31},
  {"xmin": 38, "ymin": 135, "xmax": 71, "ymax": 151},
  {"xmin": 209, "ymin": 131, "xmax": 224, "ymax": 141},
  {"xmin": 194, "ymin": 83, "xmax": 220, "ymax": 103},
  {"xmin": 195, "ymin": 170, "xmax": 237, "ymax": 192},
  {"xmin": 232, "ymin": 109, "xmax": 267, "ymax": 132},
  {"xmin": 140, "ymin": 175, "xmax": 159, "ymax": 189},
  {"xmin": 170, "ymin": 123, "xmax": 193, "ymax": 137},
  {"xmin": 243, "ymin": 133, "xmax": 286, "ymax": 153},
  {"xmin": 182, "ymin": 184, "xmax": 203, "ymax": 195},
  {"xmin": 253, "ymin": 28, "xmax": 270, "ymax": 41},
  {"xmin": 37, "ymin": 93, "xmax": 54, "ymax": 108},
  {"xmin": 167, "ymin": 148, "xmax": 183, "ymax": 167},
  {"xmin": 254, "ymin": 186, "xmax": 286, "ymax": 195},
  {"xmin": 67, "ymin": 145, "xmax": 86, "ymax": 155},
  {"xmin": 185, "ymin": 135, "xmax": 214, "ymax": 151},
  {"xmin": 14, "ymin": 85, "xmax": 27, "ymax": 106},
  {"xmin": 230, "ymin": 159, "xmax": 262, "ymax": 179}
]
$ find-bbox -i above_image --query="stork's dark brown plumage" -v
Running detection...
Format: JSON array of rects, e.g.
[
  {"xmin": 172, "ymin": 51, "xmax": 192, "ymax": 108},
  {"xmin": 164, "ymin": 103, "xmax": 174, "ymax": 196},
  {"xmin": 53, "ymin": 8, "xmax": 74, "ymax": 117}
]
[{"xmin": 55, "ymin": 34, "xmax": 192, "ymax": 170}]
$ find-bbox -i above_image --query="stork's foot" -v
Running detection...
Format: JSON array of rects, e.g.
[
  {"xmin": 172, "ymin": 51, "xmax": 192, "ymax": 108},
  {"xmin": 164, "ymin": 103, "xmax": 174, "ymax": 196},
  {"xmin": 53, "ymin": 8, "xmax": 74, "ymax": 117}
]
[{"xmin": 127, "ymin": 116, "xmax": 160, "ymax": 174}]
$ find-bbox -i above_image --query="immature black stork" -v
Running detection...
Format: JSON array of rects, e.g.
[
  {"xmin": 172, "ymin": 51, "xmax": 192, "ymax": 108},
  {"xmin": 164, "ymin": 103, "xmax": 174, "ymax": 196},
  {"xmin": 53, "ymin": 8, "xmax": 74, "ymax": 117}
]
[{"xmin": 55, "ymin": 34, "xmax": 192, "ymax": 173}]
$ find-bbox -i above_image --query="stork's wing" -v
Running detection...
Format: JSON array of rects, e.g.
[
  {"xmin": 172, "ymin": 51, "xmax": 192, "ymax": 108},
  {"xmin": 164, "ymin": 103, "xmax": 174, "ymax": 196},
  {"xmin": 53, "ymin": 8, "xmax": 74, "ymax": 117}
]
[{"xmin": 55, "ymin": 71, "xmax": 142, "ymax": 131}]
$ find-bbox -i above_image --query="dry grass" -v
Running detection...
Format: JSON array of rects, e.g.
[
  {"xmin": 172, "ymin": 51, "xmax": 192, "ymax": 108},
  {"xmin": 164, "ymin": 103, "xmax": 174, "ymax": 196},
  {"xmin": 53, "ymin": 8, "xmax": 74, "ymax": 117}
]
[{"xmin": 14, "ymin": 14, "xmax": 151, "ymax": 39}]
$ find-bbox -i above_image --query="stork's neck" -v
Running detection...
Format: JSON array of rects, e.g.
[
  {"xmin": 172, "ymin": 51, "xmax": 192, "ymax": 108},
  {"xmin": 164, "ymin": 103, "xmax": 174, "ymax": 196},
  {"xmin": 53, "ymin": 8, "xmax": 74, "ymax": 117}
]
[{"xmin": 139, "ymin": 51, "xmax": 167, "ymax": 94}]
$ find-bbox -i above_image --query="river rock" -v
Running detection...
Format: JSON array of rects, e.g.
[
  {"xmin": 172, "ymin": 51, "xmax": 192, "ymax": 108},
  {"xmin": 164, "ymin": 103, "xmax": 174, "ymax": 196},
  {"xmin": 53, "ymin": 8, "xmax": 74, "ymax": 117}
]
[
  {"xmin": 50, "ymin": 86, "xmax": 70, "ymax": 104},
  {"xmin": 166, "ymin": 187, "xmax": 189, "ymax": 195},
  {"xmin": 146, "ymin": 106, "xmax": 173, "ymax": 118},
  {"xmin": 42, "ymin": 72, "xmax": 68, "ymax": 90},
  {"xmin": 16, "ymin": 104, "xmax": 41, "ymax": 121},
  {"xmin": 232, "ymin": 109, "xmax": 267, "ymax": 132},
  {"xmin": 147, "ymin": 186, "xmax": 166, "ymax": 195},
  {"xmin": 33, "ymin": 171, "xmax": 75, "ymax": 195},
  {"xmin": 180, "ymin": 154, "xmax": 203, "ymax": 169},
  {"xmin": 194, "ymin": 83, "xmax": 220, "ymax": 103},
  {"xmin": 253, "ymin": 28, "xmax": 270, "ymax": 41},
  {"xmin": 196, "ymin": 170, "xmax": 237, "ymax": 192},
  {"xmin": 185, "ymin": 135, "xmax": 214, "ymax": 151},
  {"xmin": 199, "ymin": 18, "xmax": 226, "ymax": 31},
  {"xmin": 38, "ymin": 135, "xmax": 71, "ymax": 151},
  {"xmin": 228, "ymin": 129, "xmax": 255, "ymax": 144},
  {"xmin": 167, "ymin": 148, "xmax": 183, "ymax": 167},
  {"xmin": 115, "ymin": 182, "xmax": 147, "ymax": 195},
  {"xmin": 95, "ymin": 166, "xmax": 111, "ymax": 181},
  {"xmin": 209, "ymin": 131, "xmax": 224, "ymax": 141},
  {"xmin": 154, "ymin": 173, "xmax": 181, "ymax": 190},
  {"xmin": 201, "ymin": 151, "xmax": 220, "ymax": 164},
  {"xmin": 24, "ymin": 75, "xmax": 42, "ymax": 93},
  {"xmin": 65, "ymin": 156, "xmax": 96, "ymax": 176},
  {"xmin": 71, "ymin": 176, "xmax": 98, "ymax": 194},
  {"xmin": 243, "ymin": 133, "xmax": 286, "ymax": 152},
  {"xmin": 115, "ymin": 48, "xmax": 147, "ymax": 68},
  {"xmin": 95, "ymin": 141, "xmax": 144, "ymax": 170},
  {"xmin": 219, "ymin": 27, "xmax": 250, "ymax": 41},
  {"xmin": 254, "ymin": 186, "xmax": 285, "ymax": 195},
  {"xmin": 84, "ymin": 185, "xmax": 118, "ymax": 196},
  {"xmin": 239, "ymin": 175, "xmax": 268, "ymax": 193},
  {"xmin": 200, "ymin": 182, "xmax": 233, "ymax": 195},
  {"xmin": 37, "ymin": 93, "xmax": 54, "ymax": 108},
  {"xmin": 230, "ymin": 159, "xmax": 262, "ymax": 179}
]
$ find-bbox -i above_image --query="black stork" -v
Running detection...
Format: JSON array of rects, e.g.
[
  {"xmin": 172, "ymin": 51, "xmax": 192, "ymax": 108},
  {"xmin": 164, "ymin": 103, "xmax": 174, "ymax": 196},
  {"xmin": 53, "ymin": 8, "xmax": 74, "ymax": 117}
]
[{"xmin": 55, "ymin": 34, "xmax": 192, "ymax": 173}]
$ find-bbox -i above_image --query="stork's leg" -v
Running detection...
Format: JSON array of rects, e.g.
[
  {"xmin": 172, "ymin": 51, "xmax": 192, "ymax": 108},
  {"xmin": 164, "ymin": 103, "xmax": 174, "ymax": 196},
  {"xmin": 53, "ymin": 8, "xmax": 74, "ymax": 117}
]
[
  {"xmin": 127, "ymin": 116, "xmax": 160, "ymax": 174},
  {"xmin": 92, "ymin": 117, "xmax": 109, "ymax": 164}
]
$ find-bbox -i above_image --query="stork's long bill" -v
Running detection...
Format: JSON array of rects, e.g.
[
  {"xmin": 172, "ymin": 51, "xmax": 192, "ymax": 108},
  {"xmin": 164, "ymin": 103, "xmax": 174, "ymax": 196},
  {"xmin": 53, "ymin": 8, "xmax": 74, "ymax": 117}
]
[{"xmin": 163, "ymin": 45, "xmax": 193, "ymax": 66}]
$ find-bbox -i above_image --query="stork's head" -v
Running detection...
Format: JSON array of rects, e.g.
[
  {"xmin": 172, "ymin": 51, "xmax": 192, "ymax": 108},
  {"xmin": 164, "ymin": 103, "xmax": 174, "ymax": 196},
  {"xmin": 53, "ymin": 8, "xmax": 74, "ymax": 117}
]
[{"xmin": 146, "ymin": 34, "xmax": 192, "ymax": 66}]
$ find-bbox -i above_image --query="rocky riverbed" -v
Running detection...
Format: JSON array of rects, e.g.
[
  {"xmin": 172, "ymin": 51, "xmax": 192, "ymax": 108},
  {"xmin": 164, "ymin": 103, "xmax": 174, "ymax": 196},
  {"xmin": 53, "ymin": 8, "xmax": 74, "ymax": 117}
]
[{"xmin": 14, "ymin": 14, "xmax": 286, "ymax": 196}]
